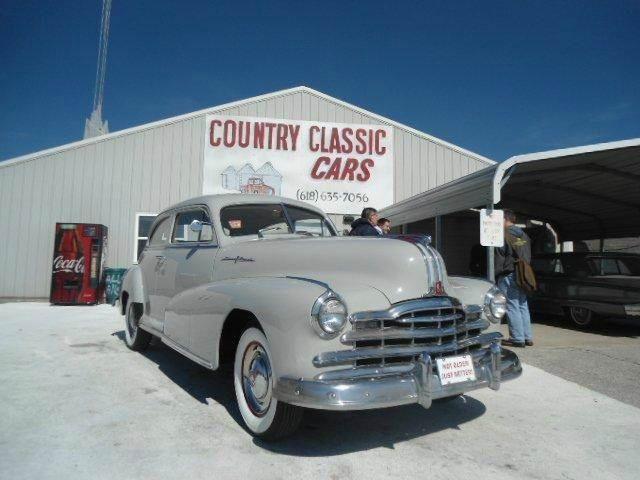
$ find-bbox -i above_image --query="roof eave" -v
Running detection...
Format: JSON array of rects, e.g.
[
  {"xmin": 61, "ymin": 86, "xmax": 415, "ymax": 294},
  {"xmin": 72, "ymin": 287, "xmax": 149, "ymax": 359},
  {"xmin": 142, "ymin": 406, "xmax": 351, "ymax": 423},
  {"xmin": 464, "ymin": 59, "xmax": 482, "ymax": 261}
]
[{"xmin": 1, "ymin": 85, "xmax": 493, "ymax": 169}]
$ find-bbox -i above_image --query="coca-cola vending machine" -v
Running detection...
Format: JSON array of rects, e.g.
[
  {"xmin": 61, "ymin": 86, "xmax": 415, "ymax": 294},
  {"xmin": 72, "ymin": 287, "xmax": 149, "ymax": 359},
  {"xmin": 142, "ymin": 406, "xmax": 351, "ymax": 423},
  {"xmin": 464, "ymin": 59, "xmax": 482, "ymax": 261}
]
[{"xmin": 50, "ymin": 223, "xmax": 108, "ymax": 305}]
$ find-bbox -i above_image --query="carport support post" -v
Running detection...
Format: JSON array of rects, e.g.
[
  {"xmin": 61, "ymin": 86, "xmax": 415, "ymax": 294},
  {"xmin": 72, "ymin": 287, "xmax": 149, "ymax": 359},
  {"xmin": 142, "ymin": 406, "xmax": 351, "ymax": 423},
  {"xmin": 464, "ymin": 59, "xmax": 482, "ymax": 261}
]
[
  {"xmin": 434, "ymin": 215, "xmax": 442, "ymax": 251},
  {"xmin": 487, "ymin": 204, "xmax": 495, "ymax": 283}
]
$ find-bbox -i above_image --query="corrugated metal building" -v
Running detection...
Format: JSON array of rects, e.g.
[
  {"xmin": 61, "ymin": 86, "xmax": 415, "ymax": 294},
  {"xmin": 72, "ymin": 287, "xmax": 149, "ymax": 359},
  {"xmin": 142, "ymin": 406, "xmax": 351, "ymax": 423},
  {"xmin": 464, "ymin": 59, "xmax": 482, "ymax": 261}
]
[{"xmin": 0, "ymin": 86, "xmax": 493, "ymax": 299}]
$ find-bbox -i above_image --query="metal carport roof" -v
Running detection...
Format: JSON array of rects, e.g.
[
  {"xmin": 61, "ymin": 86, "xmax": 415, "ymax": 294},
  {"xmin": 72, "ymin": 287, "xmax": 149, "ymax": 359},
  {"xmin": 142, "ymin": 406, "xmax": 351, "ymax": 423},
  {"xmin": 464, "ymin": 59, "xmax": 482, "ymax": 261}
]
[{"xmin": 381, "ymin": 138, "xmax": 640, "ymax": 241}]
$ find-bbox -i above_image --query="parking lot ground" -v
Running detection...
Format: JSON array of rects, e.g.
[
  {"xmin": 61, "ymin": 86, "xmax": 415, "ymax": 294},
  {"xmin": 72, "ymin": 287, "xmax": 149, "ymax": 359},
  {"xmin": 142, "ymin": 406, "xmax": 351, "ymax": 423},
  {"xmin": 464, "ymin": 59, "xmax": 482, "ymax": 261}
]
[
  {"xmin": 499, "ymin": 315, "xmax": 640, "ymax": 408},
  {"xmin": 1, "ymin": 302, "xmax": 640, "ymax": 480}
]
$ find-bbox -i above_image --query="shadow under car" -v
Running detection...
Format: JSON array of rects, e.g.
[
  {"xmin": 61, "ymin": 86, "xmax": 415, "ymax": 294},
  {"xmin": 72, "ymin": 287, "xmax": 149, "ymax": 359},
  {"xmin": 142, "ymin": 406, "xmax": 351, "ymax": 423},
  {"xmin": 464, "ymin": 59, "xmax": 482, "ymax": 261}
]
[{"xmin": 113, "ymin": 329, "xmax": 488, "ymax": 454}]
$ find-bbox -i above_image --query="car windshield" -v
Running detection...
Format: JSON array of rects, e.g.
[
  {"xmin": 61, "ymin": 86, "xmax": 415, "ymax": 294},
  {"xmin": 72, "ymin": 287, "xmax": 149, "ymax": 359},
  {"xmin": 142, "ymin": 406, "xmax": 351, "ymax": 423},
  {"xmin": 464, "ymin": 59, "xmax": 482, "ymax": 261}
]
[{"xmin": 220, "ymin": 204, "xmax": 336, "ymax": 237}]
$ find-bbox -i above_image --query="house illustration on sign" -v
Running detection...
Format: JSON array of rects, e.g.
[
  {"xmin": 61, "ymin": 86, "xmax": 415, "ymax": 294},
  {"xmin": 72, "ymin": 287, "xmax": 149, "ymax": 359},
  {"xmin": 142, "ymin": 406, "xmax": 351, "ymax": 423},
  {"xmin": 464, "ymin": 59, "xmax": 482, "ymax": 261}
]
[{"xmin": 220, "ymin": 162, "xmax": 282, "ymax": 196}]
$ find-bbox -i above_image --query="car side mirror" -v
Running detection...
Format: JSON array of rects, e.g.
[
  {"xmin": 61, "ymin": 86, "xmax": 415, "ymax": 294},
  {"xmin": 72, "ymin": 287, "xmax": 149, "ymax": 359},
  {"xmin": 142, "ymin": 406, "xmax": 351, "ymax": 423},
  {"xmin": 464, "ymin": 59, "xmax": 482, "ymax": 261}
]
[{"xmin": 189, "ymin": 219, "xmax": 204, "ymax": 233}]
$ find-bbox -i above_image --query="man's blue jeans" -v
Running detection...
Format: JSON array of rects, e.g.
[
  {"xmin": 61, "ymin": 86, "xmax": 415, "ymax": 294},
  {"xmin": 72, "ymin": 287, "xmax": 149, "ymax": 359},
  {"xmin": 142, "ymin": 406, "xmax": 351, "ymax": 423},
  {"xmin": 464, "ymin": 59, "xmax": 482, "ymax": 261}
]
[{"xmin": 497, "ymin": 273, "xmax": 532, "ymax": 343}]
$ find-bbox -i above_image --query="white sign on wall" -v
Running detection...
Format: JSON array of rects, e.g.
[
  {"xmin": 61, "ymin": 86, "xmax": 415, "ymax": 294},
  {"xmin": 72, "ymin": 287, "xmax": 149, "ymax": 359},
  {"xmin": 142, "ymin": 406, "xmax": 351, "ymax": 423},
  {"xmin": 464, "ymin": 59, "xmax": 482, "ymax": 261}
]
[
  {"xmin": 480, "ymin": 208, "xmax": 504, "ymax": 247},
  {"xmin": 202, "ymin": 115, "xmax": 394, "ymax": 214}
]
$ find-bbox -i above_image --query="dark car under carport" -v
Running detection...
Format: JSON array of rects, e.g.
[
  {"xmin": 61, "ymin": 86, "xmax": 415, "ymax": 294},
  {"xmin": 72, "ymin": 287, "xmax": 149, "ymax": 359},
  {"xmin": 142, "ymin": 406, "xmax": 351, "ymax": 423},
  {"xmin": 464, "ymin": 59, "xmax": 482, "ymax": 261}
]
[{"xmin": 528, "ymin": 252, "xmax": 640, "ymax": 327}]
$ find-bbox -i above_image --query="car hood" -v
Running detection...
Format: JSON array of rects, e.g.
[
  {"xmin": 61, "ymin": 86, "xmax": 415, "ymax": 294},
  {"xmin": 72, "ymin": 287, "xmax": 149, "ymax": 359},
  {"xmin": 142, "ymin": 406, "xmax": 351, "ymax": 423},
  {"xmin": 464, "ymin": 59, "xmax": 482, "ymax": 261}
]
[{"xmin": 213, "ymin": 236, "xmax": 435, "ymax": 304}]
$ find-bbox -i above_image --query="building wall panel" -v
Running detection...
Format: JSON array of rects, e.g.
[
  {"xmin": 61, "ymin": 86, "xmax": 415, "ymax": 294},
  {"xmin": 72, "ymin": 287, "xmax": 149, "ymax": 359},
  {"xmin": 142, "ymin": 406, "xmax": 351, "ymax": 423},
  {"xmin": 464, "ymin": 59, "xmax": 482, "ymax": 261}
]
[
  {"xmin": 0, "ymin": 88, "xmax": 492, "ymax": 298},
  {"xmin": 5, "ymin": 164, "xmax": 16, "ymax": 296}
]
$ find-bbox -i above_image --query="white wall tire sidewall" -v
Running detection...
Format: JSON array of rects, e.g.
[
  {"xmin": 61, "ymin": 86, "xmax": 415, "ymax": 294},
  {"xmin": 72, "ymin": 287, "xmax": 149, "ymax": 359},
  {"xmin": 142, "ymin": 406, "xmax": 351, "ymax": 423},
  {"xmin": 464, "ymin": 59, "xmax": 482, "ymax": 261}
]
[
  {"xmin": 234, "ymin": 328, "xmax": 278, "ymax": 435},
  {"xmin": 124, "ymin": 303, "xmax": 138, "ymax": 346}
]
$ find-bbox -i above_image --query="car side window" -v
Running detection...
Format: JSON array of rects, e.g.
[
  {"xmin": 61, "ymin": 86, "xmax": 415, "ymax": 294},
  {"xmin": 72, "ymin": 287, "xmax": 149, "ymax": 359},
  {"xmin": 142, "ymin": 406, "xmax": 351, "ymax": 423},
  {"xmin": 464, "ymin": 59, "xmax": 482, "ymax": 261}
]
[
  {"xmin": 600, "ymin": 258, "xmax": 620, "ymax": 275},
  {"xmin": 148, "ymin": 216, "xmax": 172, "ymax": 247},
  {"xmin": 587, "ymin": 258, "xmax": 637, "ymax": 276},
  {"xmin": 284, "ymin": 205, "xmax": 336, "ymax": 237},
  {"xmin": 172, "ymin": 209, "xmax": 215, "ymax": 243},
  {"xmin": 617, "ymin": 258, "xmax": 640, "ymax": 276}
]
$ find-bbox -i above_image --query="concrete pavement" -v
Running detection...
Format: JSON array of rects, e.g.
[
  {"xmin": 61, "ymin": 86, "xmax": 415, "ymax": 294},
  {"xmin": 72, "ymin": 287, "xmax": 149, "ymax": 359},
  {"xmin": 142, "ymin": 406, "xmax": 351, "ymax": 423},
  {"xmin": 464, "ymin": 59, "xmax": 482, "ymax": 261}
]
[
  {"xmin": 1, "ymin": 302, "xmax": 639, "ymax": 480},
  {"xmin": 499, "ymin": 316, "xmax": 640, "ymax": 408}
]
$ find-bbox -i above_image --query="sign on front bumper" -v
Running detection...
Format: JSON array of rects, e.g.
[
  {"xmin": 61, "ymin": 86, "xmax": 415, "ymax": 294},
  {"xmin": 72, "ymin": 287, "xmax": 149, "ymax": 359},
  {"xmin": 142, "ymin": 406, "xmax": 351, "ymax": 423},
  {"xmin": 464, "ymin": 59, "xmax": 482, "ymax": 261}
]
[{"xmin": 436, "ymin": 354, "xmax": 477, "ymax": 385}]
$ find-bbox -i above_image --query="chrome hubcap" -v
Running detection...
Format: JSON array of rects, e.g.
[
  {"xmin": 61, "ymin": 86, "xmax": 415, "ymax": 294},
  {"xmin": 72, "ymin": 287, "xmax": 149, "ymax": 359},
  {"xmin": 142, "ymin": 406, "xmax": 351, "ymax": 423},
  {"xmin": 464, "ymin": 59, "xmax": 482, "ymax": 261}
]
[{"xmin": 241, "ymin": 341, "xmax": 272, "ymax": 417}]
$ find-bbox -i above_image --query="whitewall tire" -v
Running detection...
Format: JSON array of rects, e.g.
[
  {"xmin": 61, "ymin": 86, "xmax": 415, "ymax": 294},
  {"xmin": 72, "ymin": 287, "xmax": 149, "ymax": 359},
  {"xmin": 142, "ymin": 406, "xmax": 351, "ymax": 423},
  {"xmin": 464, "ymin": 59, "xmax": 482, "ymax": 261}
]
[
  {"xmin": 124, "ymin": 302, "xmax": 152, "ymax": 351},
  {"xmin": 233, "ymin": 327, "xmax": 303, "ymax": 439}
]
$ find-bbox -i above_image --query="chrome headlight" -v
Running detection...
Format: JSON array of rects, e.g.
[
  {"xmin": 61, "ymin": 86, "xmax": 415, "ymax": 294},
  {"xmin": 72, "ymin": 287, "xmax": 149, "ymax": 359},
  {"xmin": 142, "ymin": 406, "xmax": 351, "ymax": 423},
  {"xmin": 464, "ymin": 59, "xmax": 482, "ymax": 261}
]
[
  {"xmin": 311, "ymin": 291, "xmax": 347, "ymax": 338},
  {"xmin": 484, "ymin": 285, "xmax": 507, "ymax": 323}
]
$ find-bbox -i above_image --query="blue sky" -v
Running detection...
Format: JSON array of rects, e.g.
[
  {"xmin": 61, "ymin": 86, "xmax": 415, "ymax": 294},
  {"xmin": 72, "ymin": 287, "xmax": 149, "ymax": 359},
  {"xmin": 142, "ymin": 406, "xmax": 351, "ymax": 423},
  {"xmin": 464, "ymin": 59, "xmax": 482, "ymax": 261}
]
[{"xmin": 1, "ymin": 0, "xmax": 638, "ymax": 162}]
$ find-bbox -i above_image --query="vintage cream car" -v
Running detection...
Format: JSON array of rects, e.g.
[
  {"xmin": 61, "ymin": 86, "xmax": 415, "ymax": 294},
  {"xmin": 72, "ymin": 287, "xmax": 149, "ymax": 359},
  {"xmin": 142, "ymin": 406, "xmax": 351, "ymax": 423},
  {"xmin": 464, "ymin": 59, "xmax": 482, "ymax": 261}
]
[{"xmin": 120, "ymin": 194, "xmax": 521, "ymax": 439}]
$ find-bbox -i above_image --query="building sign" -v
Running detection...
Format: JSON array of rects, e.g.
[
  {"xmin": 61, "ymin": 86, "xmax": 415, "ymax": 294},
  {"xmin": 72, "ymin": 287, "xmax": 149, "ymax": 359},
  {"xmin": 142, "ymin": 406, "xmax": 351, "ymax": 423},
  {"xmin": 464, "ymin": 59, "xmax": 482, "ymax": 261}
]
[
  {"xmin": 203, "ymin": 115, "xmax": 394, "ymax": 214},
  {"xmin": 480, "ymin": 208, "xmax": 504, "ymax": 247}
]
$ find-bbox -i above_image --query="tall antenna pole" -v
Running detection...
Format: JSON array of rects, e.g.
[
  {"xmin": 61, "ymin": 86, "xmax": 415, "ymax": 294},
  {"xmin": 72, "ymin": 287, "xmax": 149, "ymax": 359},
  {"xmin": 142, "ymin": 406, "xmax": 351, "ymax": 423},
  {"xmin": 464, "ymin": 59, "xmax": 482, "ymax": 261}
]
[{"xmin": 84, "ymin": 0, "xmax": 112, "ymax": 139}]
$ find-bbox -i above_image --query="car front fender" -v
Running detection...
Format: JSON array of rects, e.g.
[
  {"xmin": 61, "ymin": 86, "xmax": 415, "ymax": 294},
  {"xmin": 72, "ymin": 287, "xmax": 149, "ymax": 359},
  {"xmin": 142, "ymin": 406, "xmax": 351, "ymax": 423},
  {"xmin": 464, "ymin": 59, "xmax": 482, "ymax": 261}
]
[{"xmin": 168, "ymin": 276, "xmax": 391, "ymax": 378}]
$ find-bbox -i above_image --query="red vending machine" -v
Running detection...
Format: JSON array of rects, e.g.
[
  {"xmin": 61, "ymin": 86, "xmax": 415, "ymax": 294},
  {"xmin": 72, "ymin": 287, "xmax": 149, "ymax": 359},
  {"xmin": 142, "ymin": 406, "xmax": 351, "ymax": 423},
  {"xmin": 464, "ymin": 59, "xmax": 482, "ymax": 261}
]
[{"xmin": 50, "ymin": 223, "xmax": 108, "ymax": 305}]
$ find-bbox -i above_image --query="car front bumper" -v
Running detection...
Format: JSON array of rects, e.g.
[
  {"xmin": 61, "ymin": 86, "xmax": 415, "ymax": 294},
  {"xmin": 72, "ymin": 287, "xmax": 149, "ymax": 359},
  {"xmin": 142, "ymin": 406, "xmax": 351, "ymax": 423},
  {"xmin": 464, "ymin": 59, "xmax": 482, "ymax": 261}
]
[{"xmin": 274, "ymin": 343, "xmax": 522, "ymax": 411}]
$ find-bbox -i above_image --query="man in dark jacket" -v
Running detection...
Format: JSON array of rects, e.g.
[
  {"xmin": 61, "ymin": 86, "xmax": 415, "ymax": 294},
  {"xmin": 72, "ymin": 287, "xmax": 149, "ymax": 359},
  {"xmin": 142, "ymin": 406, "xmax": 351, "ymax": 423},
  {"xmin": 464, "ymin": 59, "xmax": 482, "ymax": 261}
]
[
  {"xmin": 495, "ymin": 209, "xmax": 533, "ymax": 347},
  {"xmin": 349, "ymin": 208, "xmax": 382, "ymax": 237}
]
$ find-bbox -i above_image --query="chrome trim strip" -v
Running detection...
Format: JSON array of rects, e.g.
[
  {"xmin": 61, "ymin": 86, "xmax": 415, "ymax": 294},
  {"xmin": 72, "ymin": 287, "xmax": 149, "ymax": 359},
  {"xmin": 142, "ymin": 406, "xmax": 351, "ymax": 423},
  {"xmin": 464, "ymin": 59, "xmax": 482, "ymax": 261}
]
[
  {"xmin": 415, "ymin": 242, "xmax": 436, "ymax": 295},
  {"xmin": 315, "ymin": 349, "xmax": 489, "ymax": 381},
  {"xmin": 427, "ymin": 245, "xmax": 446, "ymax": 285},
  {"xmin": 489, "ymin": 341, "xmax": 501, "ymax": 390},
  {"xmin": 417, "ymin": 353, "xmax": 432, "ymax": 408},
  {"xmin": 349, "ymin": 297, "xmax": 459, "ymax": 323},
  {"xmin": 166, "ymin": 244, "xmax": 219, "ymax": 249},
  {"xmin": 316, "ymin": 362, "xmax": 416, "ymax": 381},
  {"xmin": 464, "ymin": 304, "xmax": 483, "ymax": 315},
  {"xmin": 340, "ymin": 318, "xmax": 490, "ymax": 344},
  {"xmin": 313, "ymin": 331, "xmax": 502, "ymax": 367},
  {"xmin": 157, "ymin": 332, "xmax": 214, "ymax": 370},
  {"xmin": 393, "ymin": 313, "xmax": 463, "ymax": 324},
  {"xmin": 285, "ymin": 276, "xmax": 331, "ymax": 290},
  {"xmin": 138, "ymin": 323, "xmax": 163, "ymax": 338}
]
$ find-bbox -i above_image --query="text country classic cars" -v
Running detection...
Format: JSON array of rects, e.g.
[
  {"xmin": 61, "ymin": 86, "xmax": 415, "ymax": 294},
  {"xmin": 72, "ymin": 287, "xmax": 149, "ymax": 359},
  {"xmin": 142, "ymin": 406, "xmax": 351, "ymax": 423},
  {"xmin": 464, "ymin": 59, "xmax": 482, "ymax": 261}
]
[{"xmin": 208, "ymin": 118, "xmax": 388, "ymax": 182}]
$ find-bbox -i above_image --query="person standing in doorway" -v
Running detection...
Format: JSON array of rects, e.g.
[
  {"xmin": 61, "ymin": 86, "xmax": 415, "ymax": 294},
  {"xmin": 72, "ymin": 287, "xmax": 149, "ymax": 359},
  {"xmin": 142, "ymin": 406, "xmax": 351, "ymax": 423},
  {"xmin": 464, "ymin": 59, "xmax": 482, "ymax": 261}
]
[
  {"xmin": 495, "ymin": 209, "xmax": 533, "ymax": 347},
  {"xmin": 349, "ymin": 208, "xmax": 382, "ymax": 237}
]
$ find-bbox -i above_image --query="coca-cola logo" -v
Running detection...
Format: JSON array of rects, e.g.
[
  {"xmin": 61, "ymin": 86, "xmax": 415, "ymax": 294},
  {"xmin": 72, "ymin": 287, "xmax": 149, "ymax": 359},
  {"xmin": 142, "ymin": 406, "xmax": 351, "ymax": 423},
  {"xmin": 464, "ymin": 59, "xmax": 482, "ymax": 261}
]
[{"xmin": 53, "ymin": 255, "xmax": 85, "ymax": 274}]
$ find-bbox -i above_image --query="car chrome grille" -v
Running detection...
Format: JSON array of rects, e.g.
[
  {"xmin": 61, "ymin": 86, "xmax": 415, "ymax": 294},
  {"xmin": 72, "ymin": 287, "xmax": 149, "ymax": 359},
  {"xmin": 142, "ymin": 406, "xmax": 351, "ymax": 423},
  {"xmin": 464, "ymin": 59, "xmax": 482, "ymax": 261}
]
[{"xmin": 313, "ymin": 297, "xmax": 493, "ymax": 370}]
